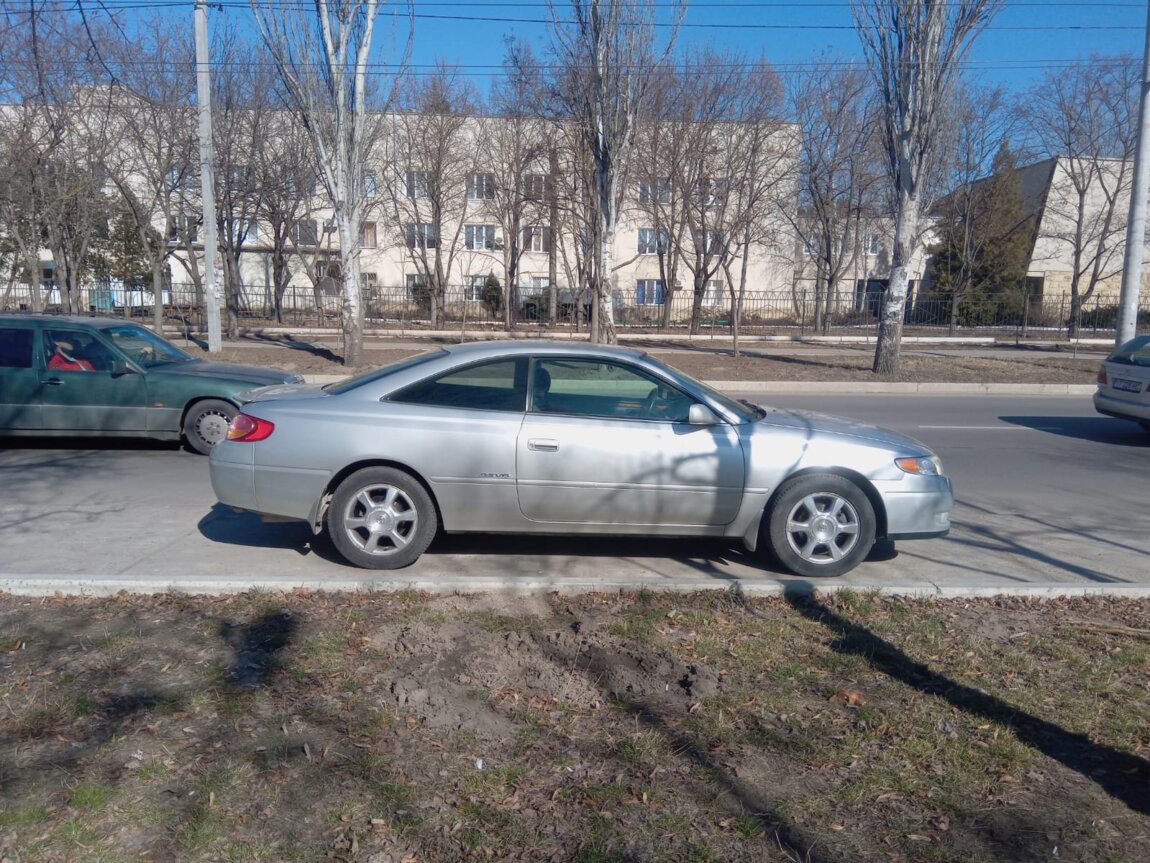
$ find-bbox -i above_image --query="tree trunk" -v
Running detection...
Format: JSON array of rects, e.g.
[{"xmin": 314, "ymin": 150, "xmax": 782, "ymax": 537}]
[
  {"xmin": 873, "ymin": 191, "xmax": 919, "ymax": 375},
  {"xmin": 152, "ymin": 260, "xmax": 165, "ymax": 335}
]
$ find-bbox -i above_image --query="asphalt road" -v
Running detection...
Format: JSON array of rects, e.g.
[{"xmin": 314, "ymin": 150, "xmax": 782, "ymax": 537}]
[{"xmin": 2, "ymin": 393, "xmax": 1147, "ymax": 597}]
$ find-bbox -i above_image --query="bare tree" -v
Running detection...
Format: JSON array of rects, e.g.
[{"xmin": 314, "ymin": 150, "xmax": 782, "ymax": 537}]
[
  {"xmin": 548, "ymin": 0, "xmax": 684, "ymax": 343},
  {"xmin": 487, "ymin": 38, "xmax": 553, "ymax": 328},
  {"xmin": 788, "ymin": 61, "xmax": 880, "ymax": 334},
  {"xmin": 250, "ymin": 0, "xmax": 410, "ymax": 366},
  {"xmin": 852, "ymin": 0, "xmax": 1003, "ymax": 374},
  {"xmin": 256, "ymin": 119, "xmax": 321, "ymax": 323},
  {"xmin": 99, "ymin": 18, "xmax": 197, "ymax": 334},
  {"xmin": 927, "ymin": 84, "xmax": 1028, "ymax": 334},
  {"xmin": 383, "ymin": 68, "xmax": 482, "ymax": 327},
  {"xmin": 1025, "ymin": 57, "xmax": 1138, "ymax": 338}
]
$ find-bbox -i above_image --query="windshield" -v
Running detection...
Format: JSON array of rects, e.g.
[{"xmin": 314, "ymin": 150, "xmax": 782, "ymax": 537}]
[
  {"xmin": 106, "ymin": 325, "xmax": 191, "ymax": 368},
  {"xmin": 1108, "ymin": 335, "xmax": 1150, "ymax": 367},
  {"xmin": 324, "ymin": 349, "xmax": 449, "ymax": 395}
]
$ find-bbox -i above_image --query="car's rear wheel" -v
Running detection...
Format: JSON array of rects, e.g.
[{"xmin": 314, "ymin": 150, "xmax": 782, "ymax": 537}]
[
  {"xmin": 766, "ymin": 474, "xmax": 876, "ymax": 578},
  {"xmin": 328, "ymin": 467, "xmax": 438, "ymax": 569},
  {"xmin": 183, "ymin": 399, "xmax": 237, "ymax": 455}
]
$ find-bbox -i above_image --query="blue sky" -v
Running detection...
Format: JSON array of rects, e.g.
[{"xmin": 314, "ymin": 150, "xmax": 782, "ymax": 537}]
[
  {"xmin": 372, "ymin": 1, "xmax": 1143, "ymax": 92},
  {"xmin": 190, "ymin": 1, "xmax": 1145, "ymax": 96}
]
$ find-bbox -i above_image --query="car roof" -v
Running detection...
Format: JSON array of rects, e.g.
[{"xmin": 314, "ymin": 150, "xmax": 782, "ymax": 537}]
[
  {"xmin": 0, "ymin": 314, "xmax": 128, "ymax": 330},
  {"xmin": 439, "ymin": 340, "xmax": 650, "ymax": 362}
]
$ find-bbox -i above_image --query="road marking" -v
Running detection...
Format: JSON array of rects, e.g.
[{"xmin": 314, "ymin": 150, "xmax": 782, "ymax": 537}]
[{"xmin": 918, "ymin": 425, "xmax": 1064, "ymax": 431}]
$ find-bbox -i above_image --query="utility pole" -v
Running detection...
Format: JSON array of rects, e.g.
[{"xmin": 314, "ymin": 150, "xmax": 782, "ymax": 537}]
[
  {"xmin": 1117, "ymin": 0, "xmax": 1150, "ymax": 346},
  {"xmin": 195, "ymin": 0, "xmax": 221, "ymax": 352}
]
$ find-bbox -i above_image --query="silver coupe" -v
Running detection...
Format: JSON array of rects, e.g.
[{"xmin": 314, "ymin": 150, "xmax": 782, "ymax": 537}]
[{"xmin": 210, "ymin": 341, "xmax": 952, "ymax": 577}]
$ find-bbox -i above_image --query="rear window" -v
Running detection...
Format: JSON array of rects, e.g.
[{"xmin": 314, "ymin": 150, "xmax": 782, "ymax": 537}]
[
  {"xmin": 1109, "ymin": 336, "xmax": 1150, "ymax": 367},
  {"xmin": 0, "ymin": 328, "xmax": 34, "ymax": 368},
  {"xmin": 324, "ymin": 349, "xmax": 448, "ymax": 395}
]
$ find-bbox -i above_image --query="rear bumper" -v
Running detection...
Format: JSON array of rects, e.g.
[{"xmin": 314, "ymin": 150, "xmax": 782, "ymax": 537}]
[{"xmin": 1094, "ymin": 389, "xmax": 1150, "ymax": 423}]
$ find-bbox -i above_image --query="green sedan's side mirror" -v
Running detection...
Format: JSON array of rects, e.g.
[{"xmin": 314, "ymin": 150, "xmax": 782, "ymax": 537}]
[
  {"xmin": 110, "ymin": 359, "xmax": 137, "ymax": 376},
  {"xmin": 688, "ymin": 404, "xmax": 720, "ymax": 426}
]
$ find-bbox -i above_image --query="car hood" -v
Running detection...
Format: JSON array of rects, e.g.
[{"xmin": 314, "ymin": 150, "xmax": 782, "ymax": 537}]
[
  {"xmin": 756, "ymin": 406, "xmax": 934, "ymax": 454},
  {"xmin": 158, "ymin": 360, "xmax": 304, "ymax": 385}
]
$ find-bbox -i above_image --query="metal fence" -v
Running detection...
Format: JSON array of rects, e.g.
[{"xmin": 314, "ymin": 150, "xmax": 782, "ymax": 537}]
[{"xmin": 5, "ymin": 280, "xmax": 1149, "ymax": 338}]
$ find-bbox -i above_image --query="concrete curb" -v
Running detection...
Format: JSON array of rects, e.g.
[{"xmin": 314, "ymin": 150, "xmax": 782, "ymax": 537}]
[{"xmin": 4, "ymin": 574, "xmax": 1149, "ymax": 600}]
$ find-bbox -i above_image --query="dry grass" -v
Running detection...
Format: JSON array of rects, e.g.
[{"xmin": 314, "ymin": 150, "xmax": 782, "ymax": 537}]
[{"xmin": 2, "ymin": 589, "xmax": 1148, "ymax": 862}]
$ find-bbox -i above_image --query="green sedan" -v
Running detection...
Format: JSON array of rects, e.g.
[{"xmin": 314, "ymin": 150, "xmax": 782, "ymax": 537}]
[{"xmin": 0, "ymin": 314, "xmax": 303, "ymax": 454}]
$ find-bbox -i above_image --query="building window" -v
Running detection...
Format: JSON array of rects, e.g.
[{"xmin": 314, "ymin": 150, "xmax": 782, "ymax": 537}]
[
  {"xmin": 466, "ymin": 274, "xmax": 489, "ymax": 301},
  {"xmin": 696, "ymin": 177, "xmax": 728, "ymax": 208},
  {"xmin": 637, "ymin": 228, "xmax": 666, "ymax": 256},
  {"xmin": 361, "ymin": 221, "xmax": 377, "ymax": 248},
  {"xmin": 522, "ymin": 226, "xmax": 551, "ymax": 253},
  {"xmin": 405, "ymin": 223, "xmax": 436, "ymax": 250},
  {"xmin": 405, "ymin": 170, "xmax": 429, "ymax": 198},
  {"xmin": 639, "ymin": 177, "xmax": 671, "ymax": 205},
  {"xmin": 234, "ymin": 218, "xmax": 257, "ymax": 244},
  {"xmin": 227, "ymin": 164, "xmax": 251, "ymax": 192},
  {"xmin": 524, "ymin": 173, "xmax": 551, "ymax": 202},
  {"xmin": 465, "ymin": 224, "xmax": 498, "ymax": 251},
  {"xmin": 168, "ymin": 214, "xmax": 198, "ymax": 244},
  {"xmin": 694, "ymin": 230, "xmax": 725, "ymax": 256},
  {"xmin": 520, "ymin": 275, "xmax": 550, "ymax": 295},
  {"xmin": 702, "ymin": 279, "xmax": 724, "ymax": 308},
  {"xmin": 364, "ymin": 170, "xmax": 378, "ymax": 196},
  {"xmin": 291, "ymin": 219, "xmax": 318, "ymax": 247},
  {"xmin": 405, "ymin": 273, "xmax": 427, "ymax": 300},
  {"xmin": 363, "ymin": 271, "xmax": 379, "ymax": 296},
  {"xmin": 864, "ymin": 233, "xmax": 880, "ymax": 256},
  {"xmin": 635, "ymin": 279, "xmax": 664, "ymax": 306},
  {"xmin": 467, "ymin": 172, "xmax": 496, "ymax": 201}
]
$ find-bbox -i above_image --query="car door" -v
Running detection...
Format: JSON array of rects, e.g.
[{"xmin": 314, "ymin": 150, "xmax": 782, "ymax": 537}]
[
  {"xmin": 38, "ymin": 327, "xmax": 149, "ymax": 432},
  {"xmin": 516, "ymin": 357, "xmax": 745, "ymax": 527},
  {"xmin": 385, "ymin": 357, "xmax": 528, "ymax": 531},
  {"xmin": 0, "ymin": 323, "xmax": 42, "ymax": 430}
]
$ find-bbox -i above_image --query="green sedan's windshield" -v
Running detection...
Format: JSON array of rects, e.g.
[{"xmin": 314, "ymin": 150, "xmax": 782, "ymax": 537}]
[{"xmin": 105, "ymin": 325, "xmax": 191, "ymax": 368}]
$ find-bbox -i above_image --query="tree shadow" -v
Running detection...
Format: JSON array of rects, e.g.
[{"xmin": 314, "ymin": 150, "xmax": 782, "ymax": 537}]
[
  {"xmin": 784, "ymin": 590, "xmax": 1150, "ymax": 816},
  {"xmin": 219, "ymin": 610, "xmax": 298, "ymax": 689}
]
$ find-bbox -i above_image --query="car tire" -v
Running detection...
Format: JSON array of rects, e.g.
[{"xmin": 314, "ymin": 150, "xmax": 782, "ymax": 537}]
[
  {"xmin": 183, "ymin": 399, "xmax": 237, "ymax": 455},
  {"xmin": 328, "ymin": 467, "xmax": 438, "ymax": 569},
  {"xmin": 766, "ymin": 474, "xmax": 876, "ymax": 578}
]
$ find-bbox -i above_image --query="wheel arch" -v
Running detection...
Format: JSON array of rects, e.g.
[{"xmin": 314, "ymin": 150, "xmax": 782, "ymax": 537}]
[
  {"xmin": 762, "ymin": 467, "xmax": 888, "ymax": 540},
  {"xmin": 179, "ymin": 394, "xmax": 242, "ymax": 427},
  {"xmin": 311, "ymin": 459, "xmax": 443, "ymax": 534}
]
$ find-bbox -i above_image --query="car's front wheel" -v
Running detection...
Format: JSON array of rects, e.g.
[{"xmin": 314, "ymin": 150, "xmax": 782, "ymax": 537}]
[
  {"xmin": 766, "ymin": 474, "xmax": 876, "ymax": 578},
  {"xmin": 327, "ymin": 467, "xmax": 438, "ymax": 569},
  {"xmin": 183, "ymin": 399, "xmax": 237, "ymax": 455}
]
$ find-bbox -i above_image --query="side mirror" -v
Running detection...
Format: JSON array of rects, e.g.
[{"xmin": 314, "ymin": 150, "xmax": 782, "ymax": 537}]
[
  {"xmin": 110, "ymin": 360, "xmax": 137, "ymax": 376},
  {"xmin": 688, "ymin": 403, "xmax": 720, "ymax": 426}
]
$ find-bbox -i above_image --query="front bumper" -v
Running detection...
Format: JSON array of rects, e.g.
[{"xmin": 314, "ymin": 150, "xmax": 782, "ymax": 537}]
[{"xmin": 877, "ymin": 475, "xmax": 954, "ymax": 539}]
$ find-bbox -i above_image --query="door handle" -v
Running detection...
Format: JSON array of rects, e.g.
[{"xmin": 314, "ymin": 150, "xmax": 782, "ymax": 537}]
[
  {"xmin": 527, "ymin": 438, "xmax": 559, "ymax": 452},
  {"xmin": 41, "ymin": 378, "xmax": 64, "ymax": 386}
]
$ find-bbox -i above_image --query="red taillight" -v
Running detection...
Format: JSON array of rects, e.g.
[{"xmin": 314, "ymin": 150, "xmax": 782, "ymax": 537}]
[
  {"xmin": 1097, "ymin": 367, "xmax": 1108, "ymax": 386},
  {"xmin": 227, "ymin": 413, "xmax": 275, "ymax": 442}
]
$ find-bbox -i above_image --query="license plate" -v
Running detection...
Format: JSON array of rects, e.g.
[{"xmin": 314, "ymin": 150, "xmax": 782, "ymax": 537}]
[{"xmin": 1113, "ymin": 378, "xmax": 1144, "ymax": 393}]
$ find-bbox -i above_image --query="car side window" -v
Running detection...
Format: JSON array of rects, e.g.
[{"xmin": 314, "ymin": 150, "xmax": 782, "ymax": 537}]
[
  {"xmin": 44, "ymin": 329, "xmax": 117, "ymax": 373},
  {"xmin": 0, "ymin": 328, "xmax": 34, "ymax": 368},
  {"xmin": 389, "ymin": 359, "xmax": 527, "ymax": 412},
  {"xmin": 530, "ymin": 359, "xmax": 693, "ymax": 422}
]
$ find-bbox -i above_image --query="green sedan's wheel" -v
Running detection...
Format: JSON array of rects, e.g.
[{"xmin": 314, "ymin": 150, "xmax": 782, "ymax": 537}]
[
  {"xmin": 328, "ymin": 467, "xmax": 438, "ymax": 569},
  {"xmin": 767, "ymin": 474, "xmax": 876, "ymax": 578},
  {"xmin": 183, "ymin": 399, "xmax": 237, "ymax": 455}
]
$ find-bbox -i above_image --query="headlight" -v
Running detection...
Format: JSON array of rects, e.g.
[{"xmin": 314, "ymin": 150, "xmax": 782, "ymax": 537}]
[
  {"xmin": 895, "ymin": 455, "xmax": 943, "ymax": 476},
  {"xmin": 286, "ymin": 373, "xmax": 306, "ymax": 384}
]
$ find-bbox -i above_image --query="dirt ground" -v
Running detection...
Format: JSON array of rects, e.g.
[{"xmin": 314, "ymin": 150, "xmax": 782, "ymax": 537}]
[
  {"xmin": 2, "ymin": 590, "xmax": 1148, "ymax": 862},
  {"xmin": 182, "ymin": 335, "xmax": 1103, "ymax": 385}
]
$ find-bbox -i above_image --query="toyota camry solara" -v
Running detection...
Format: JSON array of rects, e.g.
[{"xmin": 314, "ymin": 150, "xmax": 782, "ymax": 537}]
[{"xmin": 209, "ymin": 341, "xmax": 953, "ymax": 577}]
